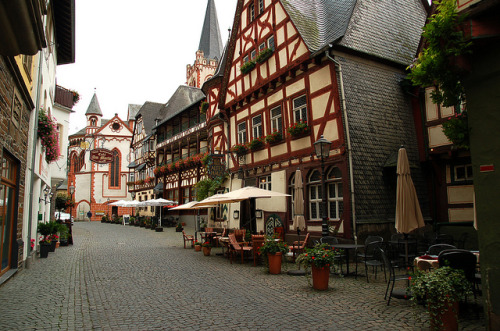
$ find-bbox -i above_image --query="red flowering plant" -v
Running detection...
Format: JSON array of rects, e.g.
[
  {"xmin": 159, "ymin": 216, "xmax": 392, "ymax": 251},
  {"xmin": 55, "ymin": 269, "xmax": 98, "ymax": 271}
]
[
  {"xmin": 30, "ymin": 239, "xmax": 35, "ymax": 251},
  {"xmin": 154, "ymin": 165, "xmax": 166, "ymax": 177},
  {"xmin": 167, "ymin": 163, "xmax": 174, "ymax": 172},
  {"xmin": 230, "ymin": 143, "xmax": 248, "ymax": 156},
  {"xmin": 296, "ymin": 243, "xmax": 343, "ymax": 269},
  {"xmin": 265, "ymin": 130, "xmax": 283, "ymax": 144},
  {"xmin": 38, "ymin": 109, "xmax": 60, "ymax": 163},
  {"xmin": 248, "ymin": 137, "xmax": 265, "ymax": 151},
  {"xmin": 287, "ymin": 120, "xmax": 310, "ymax": 137},
  {"xmin": 145, "ymin": 177, "xmax": 155, "ymax": 184},
  {"xmin": 175, "ymin": 160, "xmax": 183, "ymax": 170}
]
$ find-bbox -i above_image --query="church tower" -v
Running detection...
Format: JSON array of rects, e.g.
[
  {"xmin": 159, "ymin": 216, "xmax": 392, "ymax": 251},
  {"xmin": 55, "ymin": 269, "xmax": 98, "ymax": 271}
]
[
  {"xmin": 85, "ymin": 92, "xmax": 103, "ymax": 135},
  {"xmin": 186, "ymin": 0, "xmax": 224, "ymax": 88}
]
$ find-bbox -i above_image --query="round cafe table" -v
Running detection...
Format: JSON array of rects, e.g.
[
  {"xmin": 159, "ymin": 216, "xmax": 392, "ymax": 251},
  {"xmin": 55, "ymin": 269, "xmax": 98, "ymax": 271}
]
[{"xmin": 330, "ymin": 243, "xmax": 364, "ymax": 277}]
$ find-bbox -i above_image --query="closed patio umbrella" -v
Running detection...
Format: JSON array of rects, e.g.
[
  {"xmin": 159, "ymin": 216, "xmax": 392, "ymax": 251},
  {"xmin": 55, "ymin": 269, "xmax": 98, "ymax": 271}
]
[
  {"xmin": 289, "ymin": 169, "xmax": 306, "ymax": 276},
  {"xmin": 395, "ymin": 146, "xmax": 424, "ymax": 267}
]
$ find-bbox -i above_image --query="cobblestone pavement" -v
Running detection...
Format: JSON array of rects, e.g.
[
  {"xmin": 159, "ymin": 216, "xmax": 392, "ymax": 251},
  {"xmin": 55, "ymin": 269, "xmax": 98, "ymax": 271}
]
[{"xmin": 0, "ymin": 223, "xmax": 485, "ymax": 330}]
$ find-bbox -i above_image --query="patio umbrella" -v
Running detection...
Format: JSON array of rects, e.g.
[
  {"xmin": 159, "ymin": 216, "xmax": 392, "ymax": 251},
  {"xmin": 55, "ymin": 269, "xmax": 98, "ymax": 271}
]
[
  {"xmin": 148, "ymin": 198, "xmax": 175, "ymax": 228},
  {"xmin": 195, "ymin": 194, "xmax": 244, "ymax": 206},
  {"xmin": 289, "ymin": 169, "xmax": 306, "ymax": 276},
  {"xmin": 395, "ymin": 146, "xmax": 424, "ymax": 268},
  {"xmin": 109, "ymin": 200, "xmax": 128, "ymax": 206}
]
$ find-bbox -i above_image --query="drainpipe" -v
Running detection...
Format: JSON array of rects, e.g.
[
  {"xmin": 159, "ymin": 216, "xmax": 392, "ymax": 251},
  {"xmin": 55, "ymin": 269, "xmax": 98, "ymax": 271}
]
[
  {"xmin": 325, "ymin": 49, "xmax": 357, "ymax": 244},
  {"xmin": 26, "ymin": 28, "xmax": 46, "ymax": 266}
]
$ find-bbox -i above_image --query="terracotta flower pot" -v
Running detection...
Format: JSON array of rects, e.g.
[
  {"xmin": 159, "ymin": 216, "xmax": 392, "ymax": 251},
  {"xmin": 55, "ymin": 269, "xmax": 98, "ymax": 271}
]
[
  {"xmin": 267, "ymin": 252, "xmax": 282, "ymax": 274},
  {"xmin": 311, "ymin": 264, "xmax": 330, "ymax": 290},
  {"xmin": 195, "ymin": 245, "xmax": 202, "ymax": 252},
  {"xmin": 203, "ymin": 247, "xmax": 211, "ymax": 256},
  {"xmin": 430, "ymin": 300, "xmax": 459, "ymax": 331}
]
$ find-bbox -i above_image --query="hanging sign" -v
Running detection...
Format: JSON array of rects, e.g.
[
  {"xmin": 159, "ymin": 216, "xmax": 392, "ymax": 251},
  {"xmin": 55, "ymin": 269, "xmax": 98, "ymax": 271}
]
[{"xmin": 90, "ymin": 148, "xmax": 114, "ymax": 164}]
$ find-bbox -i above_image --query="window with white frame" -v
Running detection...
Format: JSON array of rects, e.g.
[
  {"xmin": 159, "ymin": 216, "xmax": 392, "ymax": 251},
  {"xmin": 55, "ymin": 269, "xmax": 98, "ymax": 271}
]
[
  {"xmin": 454, "ymin": 164, "xmax": 473, "ymax": 182},
  {"xmin": 238, "ymin": 122, "xmax": 247, "ymax": 144},
  {"xmin": 259, "ymin": 175, "xmax": 271, "ymax": 191},
  {"xmin": 258, "ymin": 0, "xmax": 264, "ymax": 14},
  {"xmin": 259, "ymin": 42, "xmax": 266, "ymax": 52},
  {"xmin": 243, "ymin": 55, "xmax": 249, "ymax": 64},
  {"xmin": 249, "ymin": 2, "xmax": 255, "ymax": 21},
  {"xmin": 268, "ymin": 35, "xmax": 275, "ymax": 50},
  {"xmin": 252, "ymin": 114, "xmax": 263, "ymax": 138},
  {"xmin": 327, "ymin": 168, "xmax": 343, "ymax": 220},
  {"xmin": 308, "ymin": 170, "xmax": 323, "ymax": 220},
  {"xmin": 251, "ymin": 49, "xmax": 256, "ymax": 61},
  {"xmin": 293, "ymin": 95, "xmax": 308, "ymax": 123},
  {"xmin": 270, "ymin": 106, "xmax": 282, "ymax": 133}
]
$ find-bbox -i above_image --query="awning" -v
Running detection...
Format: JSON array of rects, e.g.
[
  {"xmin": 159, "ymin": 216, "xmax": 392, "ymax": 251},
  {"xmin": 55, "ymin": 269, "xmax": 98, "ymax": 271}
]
[
  {"xmin": 127, "ymin": 161, "xmax": 137, "ymax": 168},
  {"xmin": 153, "ymin": 182, "xmax": 163, "ymax": 193},
  {"xmin": 136, "ymin": 163, "xmax": 146, "ymax": 171}
]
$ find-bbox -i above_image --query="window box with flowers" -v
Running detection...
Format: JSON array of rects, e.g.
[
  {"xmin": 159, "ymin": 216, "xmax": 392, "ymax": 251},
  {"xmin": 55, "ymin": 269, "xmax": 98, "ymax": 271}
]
[
  {"xmin": 145, "ymin": 177, "xmax": 155, "ymax": 185},
  {"xmin": 442, "ymin": 111, "xmax": 469, "ymax": 149},
  {"xmin": 256, "ymin": 47, "xmax": 274, "ymax": 64},
  {"xmin": 287, "ymin": 120, "xmax": 310, "ymax": 138},
  {"xmin": 240, "ymin": 60, "xmax": 256, "ymax": 74},
  {"xmin": 265, "ymin": 131, "xmax": 283, "ymax": 145},
  {"xmin": 230, "ymin": 143, "xmax": 248, "ymax": 156},
  {"xmin": 154, "ymin": 165, "xmax": 166, "ymax": 177},
  {"xmin": 136, "ymin": 179, "xmax": 145, "ymax": 186},
  {"xmin": 248, "ymin": 137, "xmax": 265, "ymax": 151},
  {"xmin": 38, "ymin": 109, "xmax": 60, "ymax": 163}
]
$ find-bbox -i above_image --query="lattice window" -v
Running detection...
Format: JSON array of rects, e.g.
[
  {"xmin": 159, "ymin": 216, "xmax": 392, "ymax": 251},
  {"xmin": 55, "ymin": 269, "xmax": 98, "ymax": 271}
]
[
  {"xmin": 238, "ymin": 122, "xmax": 247, "ymax": 144},
  {"xmin": 270, "ymin": 106, "xmax": 282, "ymax": 133},
  {"xmin": 259, "ymin": 175, "xmax": 271, "ymax": 191},
  {"xmin": 258, "ymin": 0, "xmax": 264, "ymax": 14},
  {"xmin": 249, "ymin": 2, "xmax": 255, "ymax": 21},
  {"xmin": 327, "ymin": 168, "xmax": 343, "ymax": 220},
  {"xmin": 293, "ymin": 95, "xmax": 308, "ymax": 123},
  {"xmin": 252, "ymin": 114, "xmax": 263, "ymax": 138},
  {"xmin": 268, "ymin": 35, "xmax": 275, "ymax": 50}
]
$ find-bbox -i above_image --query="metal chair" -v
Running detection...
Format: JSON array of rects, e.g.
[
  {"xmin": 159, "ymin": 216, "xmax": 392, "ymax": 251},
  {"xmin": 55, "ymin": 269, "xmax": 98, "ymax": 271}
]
[
  {"xmin": 426, "ymin": 244, "xmax": 456, "ymax": 256},
  {"xmin": 357, "ymin": 241, "xmax": 385, "ymax": 282},
  {"xmin": 380, "ymin": 247, "xmax": 411, "ymax": 305},
  {"xmin": 438, "ymin": 249, "xmax": 478, "ymax": 299}
]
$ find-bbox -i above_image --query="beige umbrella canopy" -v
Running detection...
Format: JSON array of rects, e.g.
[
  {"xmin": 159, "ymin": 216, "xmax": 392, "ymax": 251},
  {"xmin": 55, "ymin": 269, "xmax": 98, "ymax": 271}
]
[
  {"xmin": 395, "ymin": 147, "xmax": 425, "ymax": 234},
  {"xmin": 222, "ymin": 186, "xmax": 291, "ymax": 199}
]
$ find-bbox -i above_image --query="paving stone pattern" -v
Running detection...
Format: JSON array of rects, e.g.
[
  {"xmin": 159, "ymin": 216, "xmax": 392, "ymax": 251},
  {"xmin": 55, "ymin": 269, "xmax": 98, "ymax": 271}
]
[{"xmin": 0, "ymin": 223, "xmax": 485, "ymax": 330}]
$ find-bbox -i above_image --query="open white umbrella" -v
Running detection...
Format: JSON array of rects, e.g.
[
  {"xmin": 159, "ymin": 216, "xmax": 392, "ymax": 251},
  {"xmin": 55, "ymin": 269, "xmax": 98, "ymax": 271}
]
[
  {"xmin": 109, "ymin": 200, "xmax": 128, "ymax": 206},
  {"xmin": 395, "ymin": 146, "xmax": 425, "ymax": 268},
  {"xmin": 195, "ymin": 194, "xmax": 244, "ymax": 206},
  {"xmin": 147, "ymin": 198, "xmax": 175, "ymax": 228},
  {"xmin": 223, "ymin": 186, "xmax": 291, "ymax": 199}
]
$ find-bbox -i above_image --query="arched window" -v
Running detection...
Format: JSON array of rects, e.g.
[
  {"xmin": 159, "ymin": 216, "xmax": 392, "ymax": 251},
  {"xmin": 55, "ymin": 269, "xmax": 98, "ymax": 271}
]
[
  {"xmin": 307, "ymin": 167, "xmax": 343, "ymax": 221},
  {"xmin": 109, "ymin": 149, "xmax": 120, "ymax": 188},
  {"xmin": 89, "ymin": 116, "xmax": 97, "ymax": 127},
  {"xmin": 71, "ymin": 153, "xmax": 78, "ymax": 173},
  {"xmin": 78, "ymin": 151, "xmax": 85, "ymax": 171}
]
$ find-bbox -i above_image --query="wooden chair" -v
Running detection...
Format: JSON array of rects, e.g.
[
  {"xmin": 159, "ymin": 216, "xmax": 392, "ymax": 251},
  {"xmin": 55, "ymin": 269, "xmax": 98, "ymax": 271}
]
[
  {"xmin": 182, "ymin": 230, "xmax": 194, "ymax": 249},
  {"xmin": 289, "ymin": 232, "xmax": 310, "ymax": 261},
  {"xmin": 214, "ymin": 228, "xmax": 227, "ymax": 247},
  {"xmin": 234, "ymin": 228, "xmax": 246, "ymax": 242},
  {"xmin": 251, "ymin": 235, "xmax": 266, "ymax": 266},
  {"xmin": 228, "ymin": 233, "xmax": 252, "ymax": 264}
]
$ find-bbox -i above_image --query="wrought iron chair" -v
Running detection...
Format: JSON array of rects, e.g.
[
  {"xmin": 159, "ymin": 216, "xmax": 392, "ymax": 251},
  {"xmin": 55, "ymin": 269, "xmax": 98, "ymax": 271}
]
[
  {"xmin": 426, "ymin": 244, "xmax": 456, "ymax": 256},
  {"xmin": 380, "ymin": 247, "xmax": 411, "ymax": 305}
]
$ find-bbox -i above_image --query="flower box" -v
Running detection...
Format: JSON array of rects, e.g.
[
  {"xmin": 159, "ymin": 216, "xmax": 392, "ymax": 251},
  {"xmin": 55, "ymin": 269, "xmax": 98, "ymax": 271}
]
[
  {"xmin": 240, "ymin": 60, "xmax": 256, "ymax": 74},
  {"xmin": 248, "ymin": 138, "xmax": 265, "ymax": 151},
  {"xmin": 256, "ymin": 48, "xmax": 274, "ymax": 64},
  {"xmin": 265, "ymin": 131, "xmax": 283, "ymax": 145},
  {"xmin": 230, "ymin": 144, "xmax": 248, "ymax": 156},
  {"xmin": 287, "ymin": 121, "xmax": 310, "ymax": 138}
]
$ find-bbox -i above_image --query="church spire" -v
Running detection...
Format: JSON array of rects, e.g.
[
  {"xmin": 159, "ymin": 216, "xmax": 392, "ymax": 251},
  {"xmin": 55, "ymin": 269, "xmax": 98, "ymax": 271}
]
[
  {"xmin": 85, "ymin": 92, "xmax": 103, "ymax": 116},
  {"xmin": 198, "ymin": 0, "xmax": 223, "ymax": 61}
]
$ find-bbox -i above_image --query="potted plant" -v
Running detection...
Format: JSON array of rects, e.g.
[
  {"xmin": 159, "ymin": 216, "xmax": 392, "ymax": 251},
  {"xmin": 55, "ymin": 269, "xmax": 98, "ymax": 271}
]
[
  {"xmin": 47, "ymin": 221, "xmax": 59, "ymax": 252},
  {"xmin": 259, "ymin": 237, "xmax": 289, "ymax": 274},
  {"xmin": 194, "ymin": 241, "xmax": 202, "ymax": 252},
  {"xmin": 248, "ymin": 137, "xmax": 265, "ymax": 151},
  {"xmin": 287, "ymin": 120, "xmax": 310, "ymax": 138},
  {"xmin": 58, "ymin": 223, "xmax": 69, "ymax": 246},
  {"xmin": 296, "ymin": 243, "xmax": 342, "ymax": 290},
  {"xmin": 240, "ymin": 60, "xmax": 256, "ymax": 74},
  {"xmin": 265, "ymin": 131, "xmax": 283, "ymax": 144},
  {"xmin": 37, "ymin": 222, "xmax": 53, "ymax": 258},
  {"xmin": 176, "ymin": 222, "xmax": 183, "ymax": 232},
  {"xmin": 230, "ymin": 143, "xmax": 248, "ymax": 156},
  {"xmin": 202, "ymin": 242, "xmax": 212, "ymax": 256},
  {"xmin": 409, "ymin": 266, "xmax": 472, "ymax": 330}
]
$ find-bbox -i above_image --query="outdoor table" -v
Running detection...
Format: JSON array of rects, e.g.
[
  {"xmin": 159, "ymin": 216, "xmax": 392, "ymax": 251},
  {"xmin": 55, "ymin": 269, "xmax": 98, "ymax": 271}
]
[
  {"xmin": 330, "ymin": 243, "xmax": 364, "ymax": 276},
  {"xmin": 414, "ymin": 255, "xmax": 439, "ymax": 270}
]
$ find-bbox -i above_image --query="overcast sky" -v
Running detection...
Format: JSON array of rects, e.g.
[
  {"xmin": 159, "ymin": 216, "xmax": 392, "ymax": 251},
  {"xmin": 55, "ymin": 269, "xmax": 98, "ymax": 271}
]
[{"xmin": 57, "ymin": 0, "xmax": 238, "ymax": 134}]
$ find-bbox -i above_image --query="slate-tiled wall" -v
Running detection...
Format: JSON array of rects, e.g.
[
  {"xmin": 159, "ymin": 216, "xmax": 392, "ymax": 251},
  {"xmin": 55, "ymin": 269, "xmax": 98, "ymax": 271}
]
[{"xmin": 337, "ymin": 55, "xmax": 429, "ymax": 224}]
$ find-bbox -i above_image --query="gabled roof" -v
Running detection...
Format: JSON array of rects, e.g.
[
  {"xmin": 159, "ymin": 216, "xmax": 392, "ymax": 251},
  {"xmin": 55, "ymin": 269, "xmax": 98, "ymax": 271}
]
[
  {"xmin": 154, "ymin": 86, "xmax": 205, "ymax": 129},
  {"xmin": 127, "ymin": 104, "xmax": 141, "ymax": 121},
  {"xmin": 135, "ymin": 102, "xmax": 164, "ymax": 135},
  {"xmin": 85, "ymin": 93, "xmax": 103, "ymax": 116},
  {"xmin": 280, "ymin": 0, "xmax": 357, "ymax": 53},
  {"xmin": 198, "ymin": 0, "xmax": 224, "ymax": 61},
  {"xmin": 69, "ymin": 119, "xmax": 110, "ymax": 138}
]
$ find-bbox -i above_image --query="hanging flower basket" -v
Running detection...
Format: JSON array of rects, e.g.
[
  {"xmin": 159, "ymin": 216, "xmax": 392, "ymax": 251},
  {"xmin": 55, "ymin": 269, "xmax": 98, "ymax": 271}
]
[{"xmin": 38, "ymin": 109, "xmax": 60, "ymax": 163}]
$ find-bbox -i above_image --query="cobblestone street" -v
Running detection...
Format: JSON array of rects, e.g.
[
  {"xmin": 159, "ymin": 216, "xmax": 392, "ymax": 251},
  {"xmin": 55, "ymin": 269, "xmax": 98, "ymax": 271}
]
[{"xmin": 0, "ymin": 223, "xmax": 485, "ymax": 330}]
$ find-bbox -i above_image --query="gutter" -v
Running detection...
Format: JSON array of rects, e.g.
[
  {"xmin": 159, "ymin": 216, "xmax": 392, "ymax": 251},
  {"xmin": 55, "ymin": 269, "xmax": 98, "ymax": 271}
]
[{"xmin": 324, "ymin": 48, "xmax": 358, "ymax": 244}]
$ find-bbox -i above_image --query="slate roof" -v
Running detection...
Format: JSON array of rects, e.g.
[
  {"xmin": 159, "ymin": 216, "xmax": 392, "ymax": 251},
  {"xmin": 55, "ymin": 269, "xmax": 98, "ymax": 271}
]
[
  {"xmin": 154, "ymin": 86, "xmax": 205, "ymax": 129},
  {"xmin": 135, "ymin": 102, "xmax": 164, "ymax": 136},
  {"xmin": 280, "ymin": 0, "xmax": 357, "ymax": 53},
  {"xmin": 198, "ymin": 0, "xmax": 224, "ymax": 61},
  {"xmin": 69, "ymin": 119, "xmax": 110, "ymax": 137},
  {"xmin": 127, "ymin": 104, "xmax": 141, "ymax": 121},
  {"xmin": 85, "ymin": 93, "xmax": 103, "ymax": 116}
]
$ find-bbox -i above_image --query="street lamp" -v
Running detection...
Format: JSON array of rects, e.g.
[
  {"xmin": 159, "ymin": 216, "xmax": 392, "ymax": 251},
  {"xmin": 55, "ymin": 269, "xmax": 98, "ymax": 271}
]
[
  {"xmin": 313, "ymin": 135, "xmax": 332, "ymax": 237},
  {"xmin": 69, "ymin": 185, "xmax": 75, "ymax": 222}
]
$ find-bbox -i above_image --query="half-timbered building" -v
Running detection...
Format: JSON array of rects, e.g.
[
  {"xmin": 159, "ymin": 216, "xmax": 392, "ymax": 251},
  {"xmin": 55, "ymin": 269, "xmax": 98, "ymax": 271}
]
[
  {"xmin": 205, "ymin": 0, "xmax": 430, "ymax": 240},
  {"xmin": 68, "ymin": 93, "xmax": 134, "ymax": 221}
]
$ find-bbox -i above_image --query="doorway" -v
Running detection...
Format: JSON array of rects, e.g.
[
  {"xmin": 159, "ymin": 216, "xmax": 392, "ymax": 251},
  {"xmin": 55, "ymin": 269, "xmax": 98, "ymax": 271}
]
[{"xmin": 0, "ymin": 153, "xmax": 18, "ymax": 276}]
